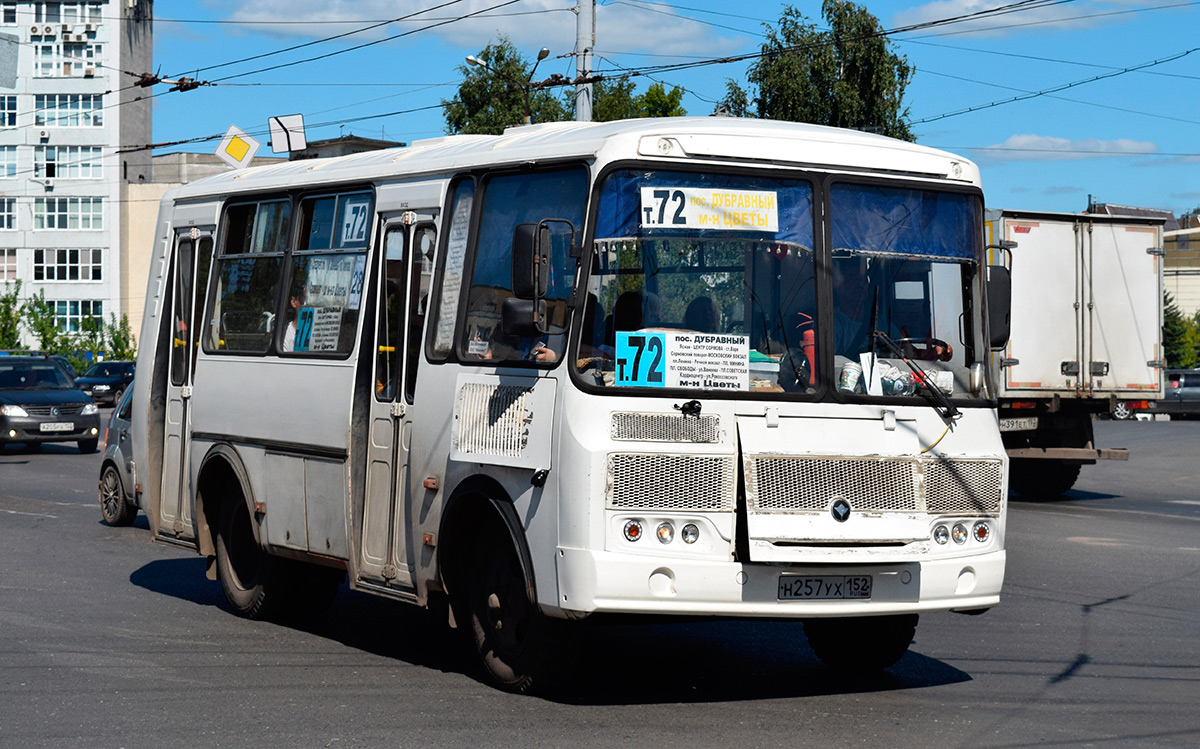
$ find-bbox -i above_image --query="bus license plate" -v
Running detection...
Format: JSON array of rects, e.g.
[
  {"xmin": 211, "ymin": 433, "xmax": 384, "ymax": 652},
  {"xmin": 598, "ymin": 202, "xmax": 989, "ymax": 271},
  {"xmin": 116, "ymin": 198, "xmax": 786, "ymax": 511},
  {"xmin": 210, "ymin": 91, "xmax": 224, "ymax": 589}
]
[
  {"xmin": 778, "ymin": 575, "xmax": 872, "ymax": 600},
  {"xmin": 999, "ymin": 416, "xmax": 1038, "ymax": 432},
  {"xmin": 39, "ymin": 422, "xmax": 73, "ymax": 432}
]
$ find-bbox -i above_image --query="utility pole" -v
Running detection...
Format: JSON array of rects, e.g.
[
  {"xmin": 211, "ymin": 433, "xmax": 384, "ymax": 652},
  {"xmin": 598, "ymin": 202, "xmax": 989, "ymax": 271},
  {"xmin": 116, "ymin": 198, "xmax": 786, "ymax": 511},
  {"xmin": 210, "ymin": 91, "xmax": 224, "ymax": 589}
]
[{"xmin": 575, "ymin": 0, "xmax": 594, "ymax": 121}]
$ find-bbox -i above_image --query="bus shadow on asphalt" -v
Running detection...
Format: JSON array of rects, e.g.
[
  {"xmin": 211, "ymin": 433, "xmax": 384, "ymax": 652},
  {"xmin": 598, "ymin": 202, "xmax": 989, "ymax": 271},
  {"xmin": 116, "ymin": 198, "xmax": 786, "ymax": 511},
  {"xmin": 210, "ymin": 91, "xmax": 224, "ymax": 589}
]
[
  {"xmin": 129, "ymin": 557, "xmax": 970, "ymax": 703},
  {"xmin": 1010, "ymin": 488, "xmax": 1121, "ymax": 504}
]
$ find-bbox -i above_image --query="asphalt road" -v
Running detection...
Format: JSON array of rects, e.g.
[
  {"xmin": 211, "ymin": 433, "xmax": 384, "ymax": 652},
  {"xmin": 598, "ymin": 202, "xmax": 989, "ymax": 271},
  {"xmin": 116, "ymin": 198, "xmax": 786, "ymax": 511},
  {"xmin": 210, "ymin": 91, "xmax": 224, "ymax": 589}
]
[{"xmin": 2, "ymin": 419, "xmax": 1198, "ymax": 748}]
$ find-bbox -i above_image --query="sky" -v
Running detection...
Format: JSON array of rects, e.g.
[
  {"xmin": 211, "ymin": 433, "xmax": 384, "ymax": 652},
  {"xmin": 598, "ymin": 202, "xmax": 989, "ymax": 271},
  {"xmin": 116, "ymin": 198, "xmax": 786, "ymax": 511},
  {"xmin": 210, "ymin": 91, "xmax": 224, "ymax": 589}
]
[{"xmin": 147, "ymin": 0, "xmax": 1200, "ymax": 216}]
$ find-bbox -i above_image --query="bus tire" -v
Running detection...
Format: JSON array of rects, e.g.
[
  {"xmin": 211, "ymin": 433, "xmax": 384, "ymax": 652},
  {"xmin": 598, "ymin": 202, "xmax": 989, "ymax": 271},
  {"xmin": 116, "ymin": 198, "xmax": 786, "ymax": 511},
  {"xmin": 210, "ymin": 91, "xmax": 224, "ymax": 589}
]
[
  {"xmin": 1009, "ymin": 459, "xmax": 1081, "ymax": 498},
  {"xmin": 466, "ymin": 537, "xmax": 559, "ymax": 693},
  {"xmin": 99, "ymin": 464, "xmax": 136, "ymax": 527},
  {"xmin": 804, "ymin": 614, "xmax": 918, "ymax": 671},
  {"xmin": 215, "ymin": 497, "xmax": 282, "ymax": 620}
]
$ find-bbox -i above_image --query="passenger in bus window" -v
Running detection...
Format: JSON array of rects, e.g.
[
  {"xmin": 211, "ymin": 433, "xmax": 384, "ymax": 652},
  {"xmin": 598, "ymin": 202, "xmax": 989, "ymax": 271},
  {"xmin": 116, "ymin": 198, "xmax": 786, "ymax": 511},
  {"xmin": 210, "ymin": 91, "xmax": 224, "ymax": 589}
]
[
  {"xmin": 684, "ymin": 296, "xmax": 721, "ymax": 333},
  {"xmin": 282, "ymin": 289, "xmax": 305, "ymax": 352}
]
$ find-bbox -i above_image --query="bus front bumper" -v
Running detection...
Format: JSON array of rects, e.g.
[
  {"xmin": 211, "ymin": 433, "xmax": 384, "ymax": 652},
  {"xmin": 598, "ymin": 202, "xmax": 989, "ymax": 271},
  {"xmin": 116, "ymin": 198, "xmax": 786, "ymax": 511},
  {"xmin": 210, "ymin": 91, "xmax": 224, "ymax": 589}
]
[{"xmin": 553, "ymin": 547, "xmax": 1005, "ymax": 618}]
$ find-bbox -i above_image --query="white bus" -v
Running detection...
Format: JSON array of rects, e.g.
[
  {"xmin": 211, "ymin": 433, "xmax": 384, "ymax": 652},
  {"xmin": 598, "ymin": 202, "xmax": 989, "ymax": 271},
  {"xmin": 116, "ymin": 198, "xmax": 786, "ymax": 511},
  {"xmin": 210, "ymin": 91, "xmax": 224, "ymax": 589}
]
[{"xmin": 132, "ymin": 117, "xmax": 1009, "ymax": 692}]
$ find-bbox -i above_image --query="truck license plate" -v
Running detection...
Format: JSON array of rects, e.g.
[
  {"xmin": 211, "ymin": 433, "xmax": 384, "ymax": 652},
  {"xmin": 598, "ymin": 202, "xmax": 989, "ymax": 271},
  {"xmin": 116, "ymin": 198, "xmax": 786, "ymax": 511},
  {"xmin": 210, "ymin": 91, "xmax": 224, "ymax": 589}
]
[
  {"xmin": 39, "ymin": 422, "xmax": 73, "ymax": 432},
  {"xmin": 778, "ymin": 575, "xmax": 872, "ymax": 600},
  {"xmin": 999, "ymin": 416, "xmax": 1038, "ymax": 432}
]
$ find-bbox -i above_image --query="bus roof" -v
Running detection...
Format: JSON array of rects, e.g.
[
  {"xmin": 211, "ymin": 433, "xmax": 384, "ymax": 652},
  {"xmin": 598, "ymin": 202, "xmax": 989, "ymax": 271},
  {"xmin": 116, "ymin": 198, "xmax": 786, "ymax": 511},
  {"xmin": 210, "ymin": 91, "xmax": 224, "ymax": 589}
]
[{"xmin": 170, "ymin": 117, "xmax": 981, "ymax": 201}]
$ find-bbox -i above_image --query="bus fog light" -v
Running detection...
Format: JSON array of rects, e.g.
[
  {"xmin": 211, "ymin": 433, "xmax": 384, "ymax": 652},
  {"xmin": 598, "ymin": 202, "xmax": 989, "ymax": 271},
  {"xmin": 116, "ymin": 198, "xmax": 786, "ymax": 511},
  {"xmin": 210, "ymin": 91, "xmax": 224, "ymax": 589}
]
[
  {"xmin": 951, "ymin": 523, "xmax": 968, "ymax": 544},
  {"xmin": 681, "ymin": 523, "xmax": 699, "ymax": 544},
  {"xmin": 973, "ymin": 521, "xmax": 991, "ymax": 542},
  {"xmin": 656, "ymin": 522, "xmax": 674, "ymax": 544},
  {"xmin": 933, "ymin": 525, "xmax": 949, "ymax": 545},
  {"xmin": 623, "ymin": 520, "xmax": 643, "ymax": 542}
]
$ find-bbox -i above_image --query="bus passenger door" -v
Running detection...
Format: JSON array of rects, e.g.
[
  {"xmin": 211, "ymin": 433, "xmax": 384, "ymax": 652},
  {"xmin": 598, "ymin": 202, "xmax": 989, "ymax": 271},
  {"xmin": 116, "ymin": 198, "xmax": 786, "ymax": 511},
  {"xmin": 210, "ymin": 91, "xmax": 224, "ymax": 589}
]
[
  {"xmin": 359, "ymin": 220, "xmax": 436, "ymax": 590},
  {"xmin": 159, "ymin": 228, "xmax": 214, "ymax": 543}
]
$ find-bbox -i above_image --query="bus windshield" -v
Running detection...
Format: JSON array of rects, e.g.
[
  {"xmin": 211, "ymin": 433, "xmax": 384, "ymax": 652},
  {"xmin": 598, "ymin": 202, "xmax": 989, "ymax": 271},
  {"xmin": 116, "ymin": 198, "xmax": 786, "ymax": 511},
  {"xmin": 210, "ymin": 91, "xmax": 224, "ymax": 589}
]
[{"xmin": 576, "ymin": 169, "xmax": 986, "ymax": 402}]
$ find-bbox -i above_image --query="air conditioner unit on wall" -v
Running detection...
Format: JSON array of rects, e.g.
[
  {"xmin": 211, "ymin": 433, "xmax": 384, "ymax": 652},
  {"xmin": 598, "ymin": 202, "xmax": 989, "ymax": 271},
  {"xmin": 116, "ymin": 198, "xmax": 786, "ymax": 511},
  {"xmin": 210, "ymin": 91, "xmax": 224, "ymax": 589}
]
[
  {"xmin": 43, "ymin": 25, "xmax": 54, "ymax": 36},
  {"xmin": 83, "ymin": 67, "xmax": 95, "ymax": 78}
]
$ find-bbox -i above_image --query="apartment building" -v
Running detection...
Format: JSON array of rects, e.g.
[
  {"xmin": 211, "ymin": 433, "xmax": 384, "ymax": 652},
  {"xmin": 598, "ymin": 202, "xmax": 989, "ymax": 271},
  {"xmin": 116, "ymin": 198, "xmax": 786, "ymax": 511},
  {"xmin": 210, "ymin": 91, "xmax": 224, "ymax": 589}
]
[{"xmin": 0, "ymin": 0, "xmax": 152, "ymax": 339}]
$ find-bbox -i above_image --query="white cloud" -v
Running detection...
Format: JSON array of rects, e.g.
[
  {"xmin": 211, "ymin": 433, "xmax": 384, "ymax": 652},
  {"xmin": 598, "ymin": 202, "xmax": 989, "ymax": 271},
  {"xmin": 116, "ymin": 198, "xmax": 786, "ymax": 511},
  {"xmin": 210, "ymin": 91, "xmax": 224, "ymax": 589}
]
[
  {"xmin": 221, "ymin": 0, "xmax": 741, "ymax": 59},
  {"xmin": 1044, "ymin": 185, "xmax": 1084, "ymax": 196},
  {"xmin": 967, "ymin": 134, "xmax": 1158, "ymax": 163}
]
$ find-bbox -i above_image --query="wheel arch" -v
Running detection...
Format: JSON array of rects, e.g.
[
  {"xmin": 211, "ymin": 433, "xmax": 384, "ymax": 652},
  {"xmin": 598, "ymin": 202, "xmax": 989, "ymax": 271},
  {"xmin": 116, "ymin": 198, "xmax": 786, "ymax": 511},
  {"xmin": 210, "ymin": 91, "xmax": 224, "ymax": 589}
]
[
  {"xmin": 437, "ymin": 475, "xmax": 538, "ymax": 620},
  {"xmin": 195, "ymin": 443, "xmax": 258, "ymax": 559}
]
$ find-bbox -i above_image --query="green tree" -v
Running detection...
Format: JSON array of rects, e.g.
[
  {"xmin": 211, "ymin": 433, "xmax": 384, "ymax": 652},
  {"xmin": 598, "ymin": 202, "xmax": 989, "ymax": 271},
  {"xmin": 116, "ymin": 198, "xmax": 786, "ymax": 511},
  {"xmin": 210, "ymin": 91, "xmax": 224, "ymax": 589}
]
[
  {"xmin": 105, "ymin": 313, "xmax": 137, "ymax": 360},
  {"xmin": 719, "ymin": 1, "xmax": 915, "ymax": 141},
  {"xmin": 443, "ymin": 37, "xmax": 567, "ymax": 135},
  {"xmin": 1163, "ymin": 292, "xmax": 1198, "ymax": 369},
  {"xmin": 20, "ymin": 289, "xmax": 66, "ymax": 353},
  {"xmin": 0, "ymin": 281, "xmax": 21, "ymax": 349},
  {"xmin": 588, "ymin": 79, "xmax": 688, "ymax": 121}
]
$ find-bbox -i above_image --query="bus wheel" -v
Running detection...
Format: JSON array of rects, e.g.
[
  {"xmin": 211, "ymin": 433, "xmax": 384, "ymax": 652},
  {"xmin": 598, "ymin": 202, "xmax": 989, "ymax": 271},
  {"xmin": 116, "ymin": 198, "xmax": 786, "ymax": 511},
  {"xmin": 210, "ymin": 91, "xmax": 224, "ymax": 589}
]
[
  {"xmin": 804, "ymin": 614, "xmax": 918, "ymax": 671},
  {"xmin": 99, "ymin": 464, "xmax": 135, "ymax": 527},
  {"xmin": 215, "ymin": 498, "xmax": 281, "ymax": 620},
  {"xmin": 1010, "ymin": 459, "xmax": 1081, "ymax": 498},
  {"xmin": 466, "ymin": 538, "xmax": 557, "ymax": 693}
]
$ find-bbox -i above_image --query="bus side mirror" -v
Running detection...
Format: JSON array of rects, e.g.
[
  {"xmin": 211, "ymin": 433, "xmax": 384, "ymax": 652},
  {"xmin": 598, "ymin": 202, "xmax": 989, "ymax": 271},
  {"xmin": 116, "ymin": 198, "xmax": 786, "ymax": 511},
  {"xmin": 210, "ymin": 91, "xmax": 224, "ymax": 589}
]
[
  {"xmin": 986, "ymin": 265, "xmax": 1011, "ymax": 349},
  {"xmin": 511, "ymin": 223, "xmax": 550, "ymax": 300},
  {"xmin": 501, "ymin": 297, "xmax": 547, "ymax": 338}
]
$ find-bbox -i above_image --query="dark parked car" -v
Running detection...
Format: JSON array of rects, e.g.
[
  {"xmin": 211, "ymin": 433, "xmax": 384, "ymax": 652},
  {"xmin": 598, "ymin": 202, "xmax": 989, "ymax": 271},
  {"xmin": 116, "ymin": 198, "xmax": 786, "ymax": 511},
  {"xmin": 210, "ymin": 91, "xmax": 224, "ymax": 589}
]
[
  {"xmin": 98, "ymin": 386, "xmax": 139, "ymax": 526},
  {"xmin": 0, "ymin": 355, "xmax": 101, "ymax": 452},
  {"xmin": 75, "ymin": 360, "xmax": 135, "ymax": 405},
  {"xmin": 1150, "ymin": 369, "xmax": 1200, "ymax": 419}
]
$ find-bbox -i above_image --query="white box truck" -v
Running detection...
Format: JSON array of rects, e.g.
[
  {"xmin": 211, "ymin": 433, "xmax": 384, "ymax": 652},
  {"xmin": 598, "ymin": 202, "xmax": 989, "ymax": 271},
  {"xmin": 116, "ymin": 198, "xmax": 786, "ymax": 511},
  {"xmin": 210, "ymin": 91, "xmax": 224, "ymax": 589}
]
[{"xmin": 985, "ymin": 209, "xmax": 1165, "ymax": 496}]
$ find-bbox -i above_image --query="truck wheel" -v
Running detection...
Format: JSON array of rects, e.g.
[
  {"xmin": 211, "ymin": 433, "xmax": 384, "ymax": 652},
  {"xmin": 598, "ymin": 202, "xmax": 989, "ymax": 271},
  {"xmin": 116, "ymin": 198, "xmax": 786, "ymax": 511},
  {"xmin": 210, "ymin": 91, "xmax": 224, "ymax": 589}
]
[
  {"xmin": 1010, "ymin": 459, "xmax": 1081, "ymax": 497},
  {"xmin": 804, "ymin": 614, "xmax": 918, "ymax": 670},
  {"xmin": 1111, "ymin": 401, "xmax": 1133, "ymax": 420},
  {"xmin": 99, "ymin": 464, "xmax": 136, "ymax": 526},
  {"xmin": 465, "ymin": 537, "xmax": 561, "ymax": 693},
  {"xmin": 214, "ymin": 498, "xmax": 283, "ymax": 620}
]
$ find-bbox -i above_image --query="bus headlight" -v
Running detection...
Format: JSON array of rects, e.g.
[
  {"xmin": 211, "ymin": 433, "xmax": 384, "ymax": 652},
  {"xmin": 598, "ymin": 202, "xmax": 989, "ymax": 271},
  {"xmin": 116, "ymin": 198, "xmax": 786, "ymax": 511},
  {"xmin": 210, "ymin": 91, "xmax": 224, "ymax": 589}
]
[
  {"xmin": 623, "ymin": 520, "xmax": 643, "ymax": 542},
  {"xmin": 952, "ymin": 523, "xmax": 968, "ymax": 544},
  {"xmin": 681, "ymin": 523, "xmax": 699, "ymax": 544},
  {"xmin": 933, "ymin": 525, "xmax": 949, "ymax": 545},
  {"xmin": 656, "ymin": 522, "xmax": 674, "ymax": 544}
]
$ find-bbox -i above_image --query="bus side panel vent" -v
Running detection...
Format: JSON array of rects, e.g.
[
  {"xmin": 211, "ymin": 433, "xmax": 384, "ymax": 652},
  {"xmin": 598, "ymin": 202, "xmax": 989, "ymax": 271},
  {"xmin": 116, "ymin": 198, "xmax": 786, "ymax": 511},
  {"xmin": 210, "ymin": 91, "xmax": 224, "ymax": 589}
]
[
  {"xmin": 450, "ymin": 375, "xmax": 557, "ymax": 470},
  {"xmin": 606, "ymin": 453, "xmax": 736, "ymax": 511},
  {"xmin": 610, "ymin": 412, "xmax": 720, "ymax": 443}
]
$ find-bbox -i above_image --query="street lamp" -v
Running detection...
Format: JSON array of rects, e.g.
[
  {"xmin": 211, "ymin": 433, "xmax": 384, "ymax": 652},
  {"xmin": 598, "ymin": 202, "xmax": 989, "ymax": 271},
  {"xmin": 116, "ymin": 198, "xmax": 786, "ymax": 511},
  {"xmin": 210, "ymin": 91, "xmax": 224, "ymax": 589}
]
[{"xmin": 465, "ymin": 47, "xmax": 550, "ymax": 126}]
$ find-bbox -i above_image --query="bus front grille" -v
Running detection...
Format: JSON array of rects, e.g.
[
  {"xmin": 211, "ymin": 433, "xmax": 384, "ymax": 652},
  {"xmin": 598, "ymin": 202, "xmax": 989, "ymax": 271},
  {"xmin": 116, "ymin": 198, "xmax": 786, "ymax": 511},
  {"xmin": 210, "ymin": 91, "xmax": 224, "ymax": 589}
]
[
  {"xmin": 610, "ymin": 412, "xmax": 720, "ymax": 443},
  {"xmin": 607, "ymin": 453, "xmax": 736, "ymax": 511},
  {"xmin": 745, "ymin": 456, "xmax": 1003, "ymax": 515}
]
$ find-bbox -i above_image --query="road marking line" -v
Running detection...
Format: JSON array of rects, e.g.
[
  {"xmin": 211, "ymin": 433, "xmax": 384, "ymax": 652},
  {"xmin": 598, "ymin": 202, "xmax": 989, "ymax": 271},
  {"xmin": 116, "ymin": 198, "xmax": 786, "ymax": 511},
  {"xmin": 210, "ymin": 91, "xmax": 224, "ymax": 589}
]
[{"xmin": 2, "ymin": 509, "xmax": 58, "ymax": 519}]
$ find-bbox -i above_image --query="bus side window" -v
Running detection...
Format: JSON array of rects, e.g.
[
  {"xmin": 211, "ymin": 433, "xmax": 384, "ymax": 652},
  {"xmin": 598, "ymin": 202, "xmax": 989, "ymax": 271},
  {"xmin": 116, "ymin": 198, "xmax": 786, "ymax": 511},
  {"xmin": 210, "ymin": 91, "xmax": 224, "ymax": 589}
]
[
  {"xmin": 207, "ymin": 199, "xmax": 290, "ymax": 354},
  {"xmin": 375, "ymin": 227, "xmax": 406, "ymax": 400},
  {"xmin": 406, "ymin": 225, "xmax": 436, "ymax": 402}
]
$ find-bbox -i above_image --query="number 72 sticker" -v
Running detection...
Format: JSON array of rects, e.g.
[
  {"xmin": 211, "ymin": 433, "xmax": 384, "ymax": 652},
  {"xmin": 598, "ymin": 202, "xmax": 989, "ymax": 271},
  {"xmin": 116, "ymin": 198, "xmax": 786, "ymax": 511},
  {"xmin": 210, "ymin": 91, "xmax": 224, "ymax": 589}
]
[
  {"xmin": 615, "ymin": 332, "xmax": 666, "ymax": 387},
  {"xmin": 639, "ymin": 187, "xmax": 778, "ymax": 232}
]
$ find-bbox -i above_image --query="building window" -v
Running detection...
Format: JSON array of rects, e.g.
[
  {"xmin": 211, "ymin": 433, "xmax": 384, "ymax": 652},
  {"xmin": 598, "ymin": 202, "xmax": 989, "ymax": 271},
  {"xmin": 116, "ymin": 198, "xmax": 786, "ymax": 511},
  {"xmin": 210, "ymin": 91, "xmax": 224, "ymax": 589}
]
[
  {"xmin": 34, "ymin": 94, "xmax": 103, "ymax": 127},
  {"xmin": 51, "ymin": 299, "xmax": 103, "ymax": 332},
  {"xmin": 0, "ymin": 198, "xmax": 15, "ymax": 230},
  {"xmin": 35, "ymin": 146, "xmax": 102, "ymax": 179},
  {"xmin": 0, "ymin": 96, "xmax": 15, "ymax": 128},
  {"xmin": 34, "ymin": 248, "xmax": 103, "ymax": 281},
  {"xmin": 0, "ymin": 248, "xmax": 15, "ymax": 281},
  {"xmin": 1, "ymin": 3, "xmax": 15, "ymax": 25},
  {"xmin": 0, "ymin": 146, "xmax": 15, "ymax": 179},
  {"xmin": 34, "ymin": 2, "xmax": 103, "ymax": 25},
  {"xmin": 34, "ymin": 41, "xmax": 103, "ymax": 77},
  {"xmin": 33, "ymin": 197, "xmax": 103, "ymax": 230}
]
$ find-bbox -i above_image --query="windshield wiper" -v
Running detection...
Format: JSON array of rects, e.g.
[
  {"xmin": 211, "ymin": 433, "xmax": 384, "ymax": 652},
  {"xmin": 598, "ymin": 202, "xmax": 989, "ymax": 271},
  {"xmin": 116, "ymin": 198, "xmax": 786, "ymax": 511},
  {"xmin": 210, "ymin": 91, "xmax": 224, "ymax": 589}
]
[{"xmin": 871, "ymin": 330, "xmax": 960, "ymax": 420}]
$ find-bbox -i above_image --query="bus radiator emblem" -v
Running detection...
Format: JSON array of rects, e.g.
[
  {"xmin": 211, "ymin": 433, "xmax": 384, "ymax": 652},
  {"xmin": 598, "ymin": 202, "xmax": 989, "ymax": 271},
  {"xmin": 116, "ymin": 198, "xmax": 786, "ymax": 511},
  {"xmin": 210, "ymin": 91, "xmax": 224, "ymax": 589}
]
[{"xmin": 831, "ymin": 498, "xmax": 851, "ymax": 523}]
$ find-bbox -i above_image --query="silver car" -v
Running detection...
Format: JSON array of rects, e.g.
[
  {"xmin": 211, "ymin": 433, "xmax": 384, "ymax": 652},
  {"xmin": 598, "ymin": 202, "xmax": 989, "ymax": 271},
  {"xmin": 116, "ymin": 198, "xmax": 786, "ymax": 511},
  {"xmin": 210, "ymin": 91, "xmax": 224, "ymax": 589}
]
[{"xmin": 98, "ymin": 386, "xmax": 139, "ymax": 526}]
